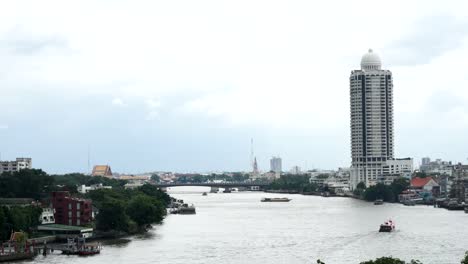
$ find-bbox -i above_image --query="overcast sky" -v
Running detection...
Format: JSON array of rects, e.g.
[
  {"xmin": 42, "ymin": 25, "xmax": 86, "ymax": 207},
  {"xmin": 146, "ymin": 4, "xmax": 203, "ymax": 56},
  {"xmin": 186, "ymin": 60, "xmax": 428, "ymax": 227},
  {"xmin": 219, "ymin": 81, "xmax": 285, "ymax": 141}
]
[{"xmin": 1, "ymin": 0, "xmax": 468, "ymax": 174}]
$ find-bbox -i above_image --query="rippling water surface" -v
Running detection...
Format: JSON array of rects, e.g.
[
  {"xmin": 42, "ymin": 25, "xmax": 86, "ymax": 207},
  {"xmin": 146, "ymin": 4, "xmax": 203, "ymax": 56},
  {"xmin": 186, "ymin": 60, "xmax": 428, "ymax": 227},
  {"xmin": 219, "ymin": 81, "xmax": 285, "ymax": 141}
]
[{"xmin": 26, "ymin": 188, "xmax": 468, "ymax": 264}]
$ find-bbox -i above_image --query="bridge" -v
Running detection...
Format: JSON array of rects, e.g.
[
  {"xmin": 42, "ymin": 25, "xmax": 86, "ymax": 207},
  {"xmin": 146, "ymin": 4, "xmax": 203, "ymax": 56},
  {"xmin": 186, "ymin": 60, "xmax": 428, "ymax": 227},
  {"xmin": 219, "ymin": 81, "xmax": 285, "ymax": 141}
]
[{"xmin": 154, "ymin": 182, "xmax": 269, "ymax": 190}]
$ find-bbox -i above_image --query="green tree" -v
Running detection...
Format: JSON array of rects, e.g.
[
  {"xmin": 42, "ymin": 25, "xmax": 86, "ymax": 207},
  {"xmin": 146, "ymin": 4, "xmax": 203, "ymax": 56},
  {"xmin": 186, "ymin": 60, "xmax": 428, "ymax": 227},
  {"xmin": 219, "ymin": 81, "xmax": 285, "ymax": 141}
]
[
  {"xmin": 360, "ymin": 257, "xmax": 421, "ymax": 264},
  {"xmin": 390, "ymin": 177, "xmax": 410, "ymax": 202},
  {"xmin": 126, "ymin": 195, "xmax": 165, "ymax": 227},
  {"xmin": 0, "ymin": 207, "xmax": 5, "ymax": 241},
  {"xmin": 96, "ymin": 200, "xmax": 129, "ymax": 232},
  {"xmin": 138, "ymin": 184, "xmax": 171, "ymax": 206},
  {"xmin": 363, "ymin": 183, "xmax": 394, "ymax": 202},
  {"xmin": 357, "ymin": 181, "xmax": 366, "ymax": 189},
  {"xmin": 150, "ymin": 174, "xmax": 161, "ymax": 182},
  {"xmin": 461, "ymin": 251, "xmax": 468, "ymax": 264}
]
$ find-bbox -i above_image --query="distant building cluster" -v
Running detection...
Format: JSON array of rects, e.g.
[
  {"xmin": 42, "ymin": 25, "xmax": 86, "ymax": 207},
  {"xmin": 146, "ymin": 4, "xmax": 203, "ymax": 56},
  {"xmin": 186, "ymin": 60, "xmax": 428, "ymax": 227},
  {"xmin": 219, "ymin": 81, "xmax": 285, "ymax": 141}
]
[{"xmin": 0, "ymin": 157, "xmax": 32, "ymax": 173}]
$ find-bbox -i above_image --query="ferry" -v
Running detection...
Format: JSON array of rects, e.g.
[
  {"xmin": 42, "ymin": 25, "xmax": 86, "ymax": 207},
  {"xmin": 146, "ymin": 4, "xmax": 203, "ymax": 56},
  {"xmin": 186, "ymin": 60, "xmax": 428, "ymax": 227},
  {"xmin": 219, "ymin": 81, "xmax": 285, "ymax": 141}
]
[
  {"xmin": 379, "ymin": 219, "xmax": 395, "ymax": 232},
  {"xmin": 261, "ymin": 197, "xmax": 291, "ymax": 202}
]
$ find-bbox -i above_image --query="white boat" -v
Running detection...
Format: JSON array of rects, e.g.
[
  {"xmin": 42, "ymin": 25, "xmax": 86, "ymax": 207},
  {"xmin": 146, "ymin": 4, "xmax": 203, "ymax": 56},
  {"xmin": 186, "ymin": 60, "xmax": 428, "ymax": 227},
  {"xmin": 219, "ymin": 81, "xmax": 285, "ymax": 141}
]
[{"xmin": 379, "ymin": 219, "xmax": 395, "ymax": 232}]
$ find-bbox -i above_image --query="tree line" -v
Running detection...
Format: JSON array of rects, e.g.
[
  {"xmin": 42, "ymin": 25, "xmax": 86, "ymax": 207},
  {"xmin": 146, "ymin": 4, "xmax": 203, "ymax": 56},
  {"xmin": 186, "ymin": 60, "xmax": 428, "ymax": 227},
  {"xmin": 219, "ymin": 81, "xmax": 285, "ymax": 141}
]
[
  {"xmin": 268, "ymin": 174, "xmax": 319, "ymax": 193},
  {"xmin": 0, "ymin": 169, "xmax": 171, "ymax": 240}
]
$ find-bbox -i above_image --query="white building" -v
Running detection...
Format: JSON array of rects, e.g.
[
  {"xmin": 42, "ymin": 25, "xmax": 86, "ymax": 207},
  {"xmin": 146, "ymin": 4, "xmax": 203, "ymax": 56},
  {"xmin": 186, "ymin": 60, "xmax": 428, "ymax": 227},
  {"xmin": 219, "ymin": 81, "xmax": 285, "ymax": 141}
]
[
  {"xmin": 39, "ymin": 207, "xmax": 55, "ymax": 224},
  {"xmin": 350, "ymin": 50, "xmax": 396, "ymax": 189},
  {"xmin": 383, "ymin": 158, "xmax": 414, "ymax": 179},
  {"xmin": 0, "ymin": 158, "xmax": 32, "ymax": 173},
  {"xmin": 77, "ymin": 183, "xmax": 112, "ymax": 194},
  {"xmin": 270, "ymin": 156, "xmax": 282, "ymax": 174},
  {"xmin": 290, "ymin": 166, "xmax": 302, "ymax": 175}
]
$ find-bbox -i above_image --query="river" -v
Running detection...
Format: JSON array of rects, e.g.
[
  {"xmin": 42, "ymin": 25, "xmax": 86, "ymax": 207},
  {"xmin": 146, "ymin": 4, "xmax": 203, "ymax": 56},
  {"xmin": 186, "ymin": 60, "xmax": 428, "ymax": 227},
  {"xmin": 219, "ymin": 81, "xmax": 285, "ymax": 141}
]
[{"xmin": 25, "ymin": 187, "xmax": 468, "ymax": 264}]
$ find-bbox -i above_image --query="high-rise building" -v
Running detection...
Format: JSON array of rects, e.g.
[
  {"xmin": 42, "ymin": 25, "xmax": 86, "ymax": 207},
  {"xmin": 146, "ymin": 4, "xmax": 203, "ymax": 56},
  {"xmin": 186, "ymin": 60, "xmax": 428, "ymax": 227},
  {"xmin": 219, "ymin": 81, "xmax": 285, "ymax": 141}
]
[
  {"xmin": 270, "ymin": 156, "xmax": 282, "ymax": 173},
  {"xmin": 350, "ymin": 49, "xmax": 395, "ymax": 188},
  {"xmin": 421, "ymin": 157, "xmax": 431, "ymax": 166}
]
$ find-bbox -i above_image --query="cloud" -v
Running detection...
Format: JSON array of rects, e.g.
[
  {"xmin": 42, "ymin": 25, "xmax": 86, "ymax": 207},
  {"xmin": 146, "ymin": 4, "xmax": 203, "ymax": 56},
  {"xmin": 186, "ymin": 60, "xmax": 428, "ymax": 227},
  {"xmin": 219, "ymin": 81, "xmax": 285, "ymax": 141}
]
[
  {"xmin": 111, "ymin": 98, "xmax": 126, "ymax": 107},
  {"xmin": 386, "ymin": 15, "xmax": 468, "ymax": 66},
  {"xmin": 145, "ymin": 99, "xmax": 161, "ymax": 121}
]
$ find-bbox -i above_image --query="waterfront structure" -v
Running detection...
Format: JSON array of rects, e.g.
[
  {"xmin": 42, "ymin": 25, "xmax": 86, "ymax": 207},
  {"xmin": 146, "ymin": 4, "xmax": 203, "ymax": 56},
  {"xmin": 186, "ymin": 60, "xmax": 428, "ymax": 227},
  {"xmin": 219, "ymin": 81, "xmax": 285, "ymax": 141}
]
[
  {"xmin": 270, "ymin": 156, "xmax": 282, "ymax": 174},
  {"xmin": 91, "ymin": 165, "xmax": 113, "ymax": 177},
  {"xmin": 410, "ymin": 177, "xmax": 439, "ymax": 192},
  {"xmin": 51, "ymin": 191, "xmax": 92, "ymax": 226},
  {"xmin": 350, "ymin": 49, "xmax": 400, "ymax": 189},
  {"xmin": 39, "ymin": 207, "xmax": 55, "ymax": 224},
  {"xmin": 0, "ymin": 158, "xmax": 32, "ymax": 173}
]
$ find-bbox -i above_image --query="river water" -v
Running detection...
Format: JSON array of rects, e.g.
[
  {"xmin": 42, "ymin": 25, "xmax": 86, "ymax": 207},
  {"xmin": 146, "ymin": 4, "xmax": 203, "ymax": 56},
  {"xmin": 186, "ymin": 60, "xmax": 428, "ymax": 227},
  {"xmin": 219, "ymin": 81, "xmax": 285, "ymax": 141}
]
[{"xmin": 25, "ymin": 187, "xmax": 468, "ymax": 264}]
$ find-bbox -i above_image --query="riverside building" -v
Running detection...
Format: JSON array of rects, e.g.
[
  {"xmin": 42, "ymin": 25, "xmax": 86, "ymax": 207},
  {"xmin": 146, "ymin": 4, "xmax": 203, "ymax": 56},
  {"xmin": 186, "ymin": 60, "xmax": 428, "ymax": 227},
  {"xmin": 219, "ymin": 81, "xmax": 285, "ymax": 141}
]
[{"xmin": 349, "ymin": 49, "xmax": 411, "ymax": 189}]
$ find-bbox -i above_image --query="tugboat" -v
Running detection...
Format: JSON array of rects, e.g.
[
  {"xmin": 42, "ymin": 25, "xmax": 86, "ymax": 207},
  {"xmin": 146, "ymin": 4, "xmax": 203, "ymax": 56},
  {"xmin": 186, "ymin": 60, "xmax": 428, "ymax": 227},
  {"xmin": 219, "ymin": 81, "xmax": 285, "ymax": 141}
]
[
  {"xmin": 379, "ymin": 219, "xmax": 395, "ymax": 232},
  {"xmin": 261, "ymin": 197, "xmax": 291, "ymax": 202}
]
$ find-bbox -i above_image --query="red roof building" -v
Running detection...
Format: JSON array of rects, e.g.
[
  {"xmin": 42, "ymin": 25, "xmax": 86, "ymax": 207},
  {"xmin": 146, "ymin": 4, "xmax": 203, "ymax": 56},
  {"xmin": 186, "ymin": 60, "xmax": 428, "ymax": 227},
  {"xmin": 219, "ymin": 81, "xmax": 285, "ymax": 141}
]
[{"xmin": 411, "ymin": 177, "xmax": 439, "ymax": 191}]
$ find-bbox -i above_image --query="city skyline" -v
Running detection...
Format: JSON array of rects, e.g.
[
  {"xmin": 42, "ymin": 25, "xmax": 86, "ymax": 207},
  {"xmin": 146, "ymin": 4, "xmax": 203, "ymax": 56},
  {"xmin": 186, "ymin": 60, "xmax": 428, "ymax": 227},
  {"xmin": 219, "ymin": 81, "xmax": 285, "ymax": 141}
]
[{"xmin": 2, "ymin": 1, "xmax": 468, "ymax": 173}]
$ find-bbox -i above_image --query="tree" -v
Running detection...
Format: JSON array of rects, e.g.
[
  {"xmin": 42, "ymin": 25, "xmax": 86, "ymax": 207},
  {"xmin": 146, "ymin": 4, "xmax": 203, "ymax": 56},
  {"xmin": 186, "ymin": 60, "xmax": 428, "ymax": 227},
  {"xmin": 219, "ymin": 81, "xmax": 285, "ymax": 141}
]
[
  {"xmin": 363, "ymin": 183, "xmax": 394, "ymax": 202},
  {"xmin": 150, "ymin": 174, "xmax": 160, "ymax": 183},
  {"xmin": 357, "ymin": 181, "xmax": 366, "ymax": 189},
  {"xmin": 360, "ymin": 257, "xmax": 421, "ymax": 264},
  {"xmin": 126, "ymin": 195, "xmax": 165, "ymax": 227},
  {"xmin": 391, "ymin": 177, "xmax": 410, "ymax": 202},
  {"xmin": 96, "ymin": 200, "xmax": 129, "ymax": 232},
  {"xmin": 138, "ymin": 184, "xmax": 171, "ymax": 206},
  {"xmin": 461, "ymin": 251, "xmax": 468, "ymax": 264},
  {"xmin": 0, "ymin": 208, "xmax": 5, "ymax": 241}
]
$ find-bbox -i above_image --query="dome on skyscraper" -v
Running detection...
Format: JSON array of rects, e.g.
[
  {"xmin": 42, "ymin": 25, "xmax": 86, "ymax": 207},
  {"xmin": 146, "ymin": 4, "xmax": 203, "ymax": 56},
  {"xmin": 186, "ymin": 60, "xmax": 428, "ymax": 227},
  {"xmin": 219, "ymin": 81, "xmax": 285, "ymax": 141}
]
[{"xmin": 360, "ymin": 49, "xmax": 382, "ymax": 70}]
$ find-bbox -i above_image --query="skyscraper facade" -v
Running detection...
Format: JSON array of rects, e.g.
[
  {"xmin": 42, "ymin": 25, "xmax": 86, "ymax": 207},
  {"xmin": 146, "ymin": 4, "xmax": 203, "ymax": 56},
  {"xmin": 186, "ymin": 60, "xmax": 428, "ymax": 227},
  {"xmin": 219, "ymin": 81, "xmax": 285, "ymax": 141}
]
[
  {"xmin": 270, "ymin": 156, "xmax": 282, "ymax": 173},
  {"xmin": 350, "ymin": 49, "xmax": 394, "ymax": 188}
]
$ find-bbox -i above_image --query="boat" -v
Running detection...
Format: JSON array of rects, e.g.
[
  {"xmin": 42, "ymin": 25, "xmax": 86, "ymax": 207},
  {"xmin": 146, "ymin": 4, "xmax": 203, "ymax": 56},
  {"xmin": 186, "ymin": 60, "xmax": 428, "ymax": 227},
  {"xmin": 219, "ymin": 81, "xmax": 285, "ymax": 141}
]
[
  {"xmin": 202, "ymin": 192, "xmax": 207, "ymax": 196},
  {"xmin": 402, "ymin": 199, "xmax": 416, "ymax": 206},
  {"xmin": 77, "ymin": 243, "xmax": 101, "ymax": 256},
  {"xmin": 261, "ymin": 197, "xmax": 291, "ymax": 202},
  {"xmin": 177, "ymin": 203, "xmax": 196, "ymax": 214},
  {"xmin": 0, "ymin": 252, "xmax": 36, "ymax": 262},
  {"xmin": 379, "ymin": 219, "xmax": 395, "ymax": 232},
  {"xmin": 374, "ymin": 199, "xmax": 384, "ymax": 205}
]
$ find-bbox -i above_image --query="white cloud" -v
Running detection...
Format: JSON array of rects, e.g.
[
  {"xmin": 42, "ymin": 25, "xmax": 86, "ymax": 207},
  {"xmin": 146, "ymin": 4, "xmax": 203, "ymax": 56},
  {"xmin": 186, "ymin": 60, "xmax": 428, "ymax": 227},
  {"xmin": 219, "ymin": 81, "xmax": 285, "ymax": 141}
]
[
  {"xmin": 1, "ymin": 0, "xmax": 468, "ymax": 170},
  {"xmin": 111, "ymin": 98, "xmax": 126, "ymax": 107},
  {"xmin": 145, "ymin": 98, "xmax": 162, "ymax": 121}
]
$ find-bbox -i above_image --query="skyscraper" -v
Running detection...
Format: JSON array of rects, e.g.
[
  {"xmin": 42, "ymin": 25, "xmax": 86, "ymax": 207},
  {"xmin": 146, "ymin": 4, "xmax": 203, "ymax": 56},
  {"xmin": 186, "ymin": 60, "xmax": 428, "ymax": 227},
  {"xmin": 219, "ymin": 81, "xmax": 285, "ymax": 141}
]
[
  {"xmin": 350, "ymin": 49, "xmax": 394, "ymax": 188},
  {"xmin": 270, "ymin": 156, "xmax": 282, "ymax": 174}
]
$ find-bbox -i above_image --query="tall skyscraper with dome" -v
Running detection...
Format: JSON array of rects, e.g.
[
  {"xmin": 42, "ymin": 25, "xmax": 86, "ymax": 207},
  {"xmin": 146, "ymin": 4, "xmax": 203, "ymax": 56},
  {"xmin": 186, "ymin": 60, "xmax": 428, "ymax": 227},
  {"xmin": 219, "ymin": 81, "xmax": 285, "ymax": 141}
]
[{"xmin": 349, "ymin": 49, "xmax": 396, "ymax": 188}]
